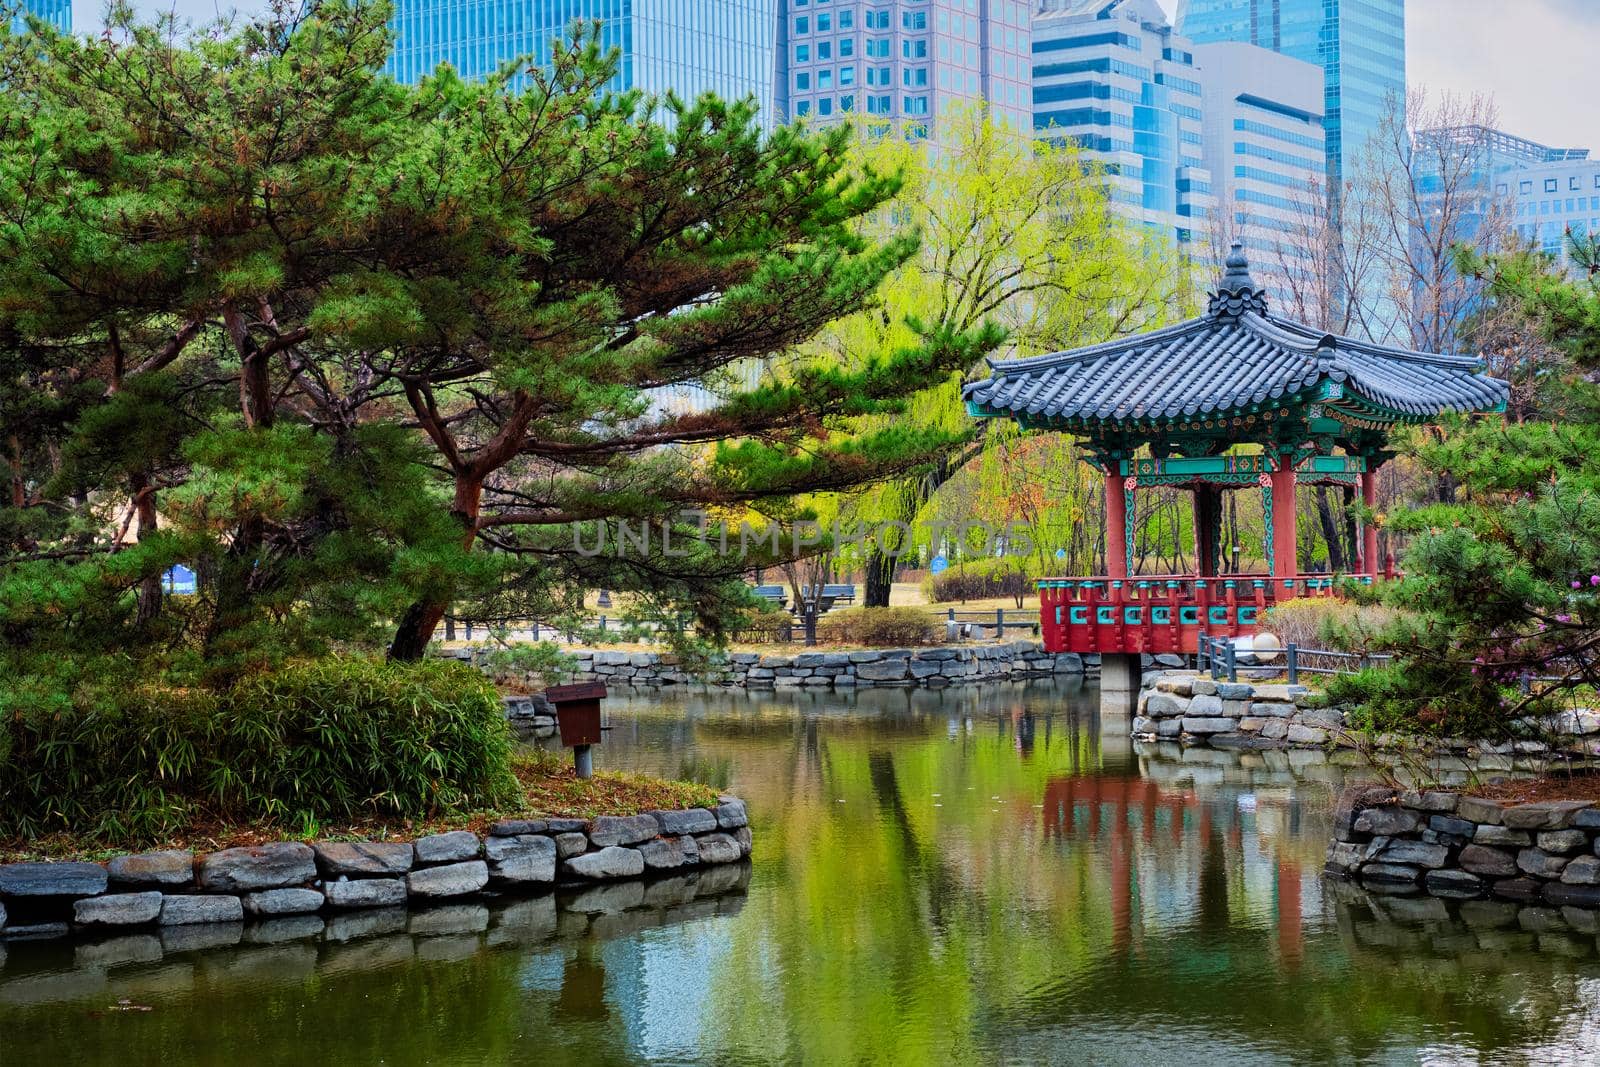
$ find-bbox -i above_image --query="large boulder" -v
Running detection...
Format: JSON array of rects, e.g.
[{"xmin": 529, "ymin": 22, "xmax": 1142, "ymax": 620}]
[
  {"xmin": 696, "ymin": 833, "xmax": 742, "ymax": 866},
  {"xmin": 0, "ymin": 862, "xmax": 107, "ymax": 898},
  {"xmin": 563, "ymin": 846, "xmax": 645, "ymax": 880},
  {"xmin": 244, "ymin": 888, "xmax": 325, "ymax": 916},
  {"xmin": 855, "ymin": 658, "xmax": 909, "ymax": 682},
  {"xmin": 197, "ymin": 843, "xmax": 316, "ymax": 892},
  {"xmin": 637, "ymin": 837, "xmax": 693, "ymax": 870},
  {"xmin": 160, "ymin": 894, "xmax": 245, "ymax": 925},
  {"xmin": 74, "ymin": 891, "xmax": 163, "ymax": 926},
  {"xmin": 484, "ymin": 834, "xmax": 557, "ymax": 886},
  {"xmin": 313, "ymin": 841, "xmax": 414, "ymax": 877},
  {"xmin": 588, "ymin": 815, "xmax": 659, "ymax": 848},
  {"xmin": 406, "ymin": 860, "xmax": 489, "ymax": 899},
  {"xmin": 715, "ymin": 798, "xmax": 749, "ymax": 830},
  {"xmin": 107, "ymin": 850, "xmax": 195, "ymax": 889},
  {"xmin": 653, "ymin": 808, "xmax": 718, "ymax": 835},
  {"xmin": 412, "ymin": 831, "xmax": 481, "ymax": 864},
  {"xmin": 323, "ymin": 877, "xmax": 408, "ymax": 910}
]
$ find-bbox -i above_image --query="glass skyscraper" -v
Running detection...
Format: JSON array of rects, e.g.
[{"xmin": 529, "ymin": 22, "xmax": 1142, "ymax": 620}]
[
  {"xmin": 14, "ymin": 0, "xmax": 70, "ymax": 32},
  {"xmin": 386, "ymin": 0, "xmax": 778, "ymax": 127},
  {"xmin": 1176, "ymin": 0, "xmax": 1405, "ymax": 190},
  {"xmin": 775, "ymin": 0, "xmax": 1033, "ymax": 133},
  {"xmin": 1031, "ymin": 0, "xmax": 1214, "ymax": 249}
]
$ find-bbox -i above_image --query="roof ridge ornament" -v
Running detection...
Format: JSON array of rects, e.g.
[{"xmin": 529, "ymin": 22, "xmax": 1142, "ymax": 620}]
[{"xmin": 1207, "ymin": 241, "xmax": 1268, "ymax": 318}]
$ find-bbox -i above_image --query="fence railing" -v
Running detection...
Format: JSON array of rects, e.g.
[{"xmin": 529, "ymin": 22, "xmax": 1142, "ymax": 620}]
[{"xmin": 1196, "ymin": 634, "xmax": 1392, "ymax": 683}]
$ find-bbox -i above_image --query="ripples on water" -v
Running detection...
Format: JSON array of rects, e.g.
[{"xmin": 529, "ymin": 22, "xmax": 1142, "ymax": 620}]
[{"xmin": 5, "ymin": 679, "xmax": 1600, "ymax": 1064}]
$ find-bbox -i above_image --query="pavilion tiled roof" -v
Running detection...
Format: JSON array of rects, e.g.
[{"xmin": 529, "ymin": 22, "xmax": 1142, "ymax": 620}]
[{"xmin": 963, "ymin": 245, "xmax": 1508, "ymax": 428}]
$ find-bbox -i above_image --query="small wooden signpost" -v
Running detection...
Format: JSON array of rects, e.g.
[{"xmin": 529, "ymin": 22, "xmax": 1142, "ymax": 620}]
[{"xmin": 545, "ymin": 681, "xmax": 607, "ymax": 780}]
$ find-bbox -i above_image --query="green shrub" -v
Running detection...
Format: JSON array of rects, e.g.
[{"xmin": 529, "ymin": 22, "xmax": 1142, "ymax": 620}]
[
  {"xmin": 732, "ymin": 599, "xmax": 794, "ymax": 639},
  {"xmin": 0, "ymin": 657, "xmax": 518, "ymax": 843},
  {"xmin": 817, "ymin": 606, "xmax": 940, "ymax": 646},
  {"xmin": 922, "ymin": 557, "xmax": 1033, "ymax": 604}
]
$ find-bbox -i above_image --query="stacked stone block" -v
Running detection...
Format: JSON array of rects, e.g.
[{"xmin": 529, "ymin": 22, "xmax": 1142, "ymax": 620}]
[
  {"xmin": 1326, "ymin": 787, "xmax": 1600, "ymax": 908},
  {"xmin": 0, "ymin": 796, "xmax": 750, "ymax": 942}
]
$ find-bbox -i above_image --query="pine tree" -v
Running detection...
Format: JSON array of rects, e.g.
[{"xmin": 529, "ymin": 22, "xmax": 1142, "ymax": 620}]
[{"xmin": 1336, "ymin": 235, "xmax": 1600, "ymax": 733}]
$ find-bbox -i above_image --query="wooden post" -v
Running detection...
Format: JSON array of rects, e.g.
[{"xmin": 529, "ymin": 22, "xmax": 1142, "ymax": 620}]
[
  {"xmin": 1270, "ymin": 454, "xmax": 1298, "ymax": 579},
  {"xmin": 1105, "ymin": 468, "xmax": 1129, "ymax": 579},
  {"xmin": 1192, "ymin": 485, "xmax": 1222, "ymax": 577},
  {"xmin": 1360, "ymin": 466, "xmax": 1379, "ymax": 575}
]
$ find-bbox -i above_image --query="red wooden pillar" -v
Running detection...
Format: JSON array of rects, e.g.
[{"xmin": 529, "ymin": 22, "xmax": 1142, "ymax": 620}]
[
  {"xmin": 1269, "ymin": 455, "xmax": 1298, "ymax": 578},
  {"xmin": 1192, "ymin": 485, "xmax": 1221, "ymax": 577},
  {"xmin": 1105, "ymin": 468, "xmax": 1129, "ymax": 579},
  {"xmin": 1359, "ymin": 466, "xmax": 1379, "ymax": 576}
]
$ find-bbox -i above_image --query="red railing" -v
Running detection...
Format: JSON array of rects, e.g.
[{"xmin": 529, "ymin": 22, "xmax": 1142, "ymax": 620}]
[{"xmin": 1037, "ymin": 573, "xmax": 1381, "ymax": 655}]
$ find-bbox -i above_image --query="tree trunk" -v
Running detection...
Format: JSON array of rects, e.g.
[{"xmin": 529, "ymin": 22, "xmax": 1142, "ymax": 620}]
[
  {"xmin": 389, "ymin": 475, "xmax": 482, "ymax": 661},
  {"xmin": 863, "ymin": 547, "xmax": 895, "ymax": 607},
  {"xmin": 131, "ymin": 473, "xmax": 162, "ymax": 625},
  {"xmin": 1315, "ymin": 486, "xmax": 1346, "ymax": 572}
]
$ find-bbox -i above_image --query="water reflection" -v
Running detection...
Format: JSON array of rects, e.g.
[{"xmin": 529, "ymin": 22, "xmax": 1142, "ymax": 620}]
[{"xmin": 6, "ymin": 680, "xmax": 1600, "ymax": 1063}]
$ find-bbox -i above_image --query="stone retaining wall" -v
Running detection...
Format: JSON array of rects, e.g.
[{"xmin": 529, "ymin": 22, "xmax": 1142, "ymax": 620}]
[
  {"xmin": 0, "ymin": 798, "xmax": 750, "ymax": 943},
  {"xmin": 1134, "ymin": 670, "xmax": 1339, "ymax": 748},
  {"xmin": 1135, "ymin": 671, "xmax": 1600, "ymax": 763},
  {"xmin": 463, "ymin": 641, "xmax": 1094, "ymax": 692},
  {"xmin": 1325, "ymin": 787, "xmax": 1600, "ymax": 908}
]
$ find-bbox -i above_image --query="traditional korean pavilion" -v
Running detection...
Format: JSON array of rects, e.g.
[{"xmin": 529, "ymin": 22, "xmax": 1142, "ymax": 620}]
[{"xmin": 963, "ymin": 244, "xmax": 1508, "ymax": 670}]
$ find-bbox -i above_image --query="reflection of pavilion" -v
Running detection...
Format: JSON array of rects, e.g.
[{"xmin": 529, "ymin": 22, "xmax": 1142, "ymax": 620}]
[{"xmin": 1042, "ymin": 775, "xmax": 1305, "ymax": 966}]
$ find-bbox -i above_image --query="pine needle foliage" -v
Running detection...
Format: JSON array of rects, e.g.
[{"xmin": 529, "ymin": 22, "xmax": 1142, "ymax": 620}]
[{"xmin": 1331, "ymin": 235, "xmax": 1600, "ymax": 736}]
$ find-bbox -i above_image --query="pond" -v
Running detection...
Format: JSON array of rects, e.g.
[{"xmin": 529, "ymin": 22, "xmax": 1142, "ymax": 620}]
[{"xmin": 5, "ymin": 679, "xmax": 1600, "ymax": 1064}]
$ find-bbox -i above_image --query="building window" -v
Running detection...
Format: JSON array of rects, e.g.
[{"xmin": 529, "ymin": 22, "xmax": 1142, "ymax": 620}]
[
  {"xmin": 839, "ymin": 10, "xmax": 853, "ymax": 29},
  {"xmin": 866, "ymin": 10, "xmax": 889, "ymax": 30},
  {"xmin": 902, "ymin": 10, "xmax": 928, "ymax": 30},
  {"xmin": 1521, "ymin": 180, "xmax": 1533, "ymax": 194},
  {"xmin": 841, "ymin": 93, "xmax": 855, "ymax": 112},
  {"xmin": 817, "ymin": 13, "xmax": 830, "ymax": 31},
  {"xmin": 903, "ymin": 67, "xmax": 927, "ymax": 87},
  {"xmin": 794, "ymin": 16, "xmax": 808, "ymax": 33},
  {"xmin": 1594, "ymin": 174, "xmax": 1600, "ymax": 189},
  {"xmin": 1496, "ymin": 183, "xmax": 1507, "ymax": 195},
  {"xmin": 1546, "ymin": 178, "xmax": 1559, "ymax": 192},
  {"xmin": 797, "ymin": 100, "xmax": 811, "ymax": 116},
  {"xmin": 903, "ymin": 38, "xmax": 928, "ymax": 59},
  {"xmin": 840, "ymin": 38, "xmax": 854, "ymax": 57},
  {"xmin": 1573, "ymin": 176, "xmax": 1583, "ymax": 191},
  {"xmin": 904, "ymin": 94, "xmax": 929, "ymax": 115},
  {"xmin": 795, "ymin": 72, "xmax": 810, "ymax": 91},
  {"xmin": 795, "ymin": 44, "xmax": 810, "ymax": 63},
  {"xmin": 818, "ymin": 97, "xmax": 833, "ymax": 116},
  {"xmin": 818, "ymin": 40, "xmax": 831, "ymax": 59},
  {"xmin": 866, "ymin": 38, "xmax": 889, "ymax": 58},
  {"xmin": 839, "ymin": 65, "xmax": 855, "ymax": 86}
]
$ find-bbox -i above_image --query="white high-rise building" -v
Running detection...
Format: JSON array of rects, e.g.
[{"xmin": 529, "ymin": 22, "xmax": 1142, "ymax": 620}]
[
  {"xmin": 1030, "ymin": 0, "xmax": 1214, "ymax": 250},
  {"xmin": 1192, "ymin": 40, "xmax": 1326, "ymax": 303}
]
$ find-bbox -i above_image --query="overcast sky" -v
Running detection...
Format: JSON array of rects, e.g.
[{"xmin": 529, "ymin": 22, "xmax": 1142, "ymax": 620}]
[{"xmin": 79, "ymin": 0, "xmax": 1600, "ymax": 151}]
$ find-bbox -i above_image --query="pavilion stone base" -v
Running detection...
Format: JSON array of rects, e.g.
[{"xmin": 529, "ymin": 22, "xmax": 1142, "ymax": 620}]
[
  {"xmin": 1100, "ymin": 653, "xmax": 1142, "ymax": 693},
  {"xmin": 1326, "ymin": 787, "xmax": 1600, "ymax": 908}
]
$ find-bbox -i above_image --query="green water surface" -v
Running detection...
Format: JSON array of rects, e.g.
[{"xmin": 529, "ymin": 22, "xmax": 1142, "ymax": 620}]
[{"xmin": 4, "ymin": 679, "xmax": 1600, "ymax": 1064}]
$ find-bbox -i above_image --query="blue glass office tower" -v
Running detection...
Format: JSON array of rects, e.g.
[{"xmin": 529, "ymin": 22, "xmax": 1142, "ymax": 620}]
[
  {"xmin": 1176, "ymin": 0, "xmax": 1404, "ymax": 189},
  {"xmin": 387, "ymin": 0, "xmax": 777, "ymax": 126},
  {"xmin": 1032, "ymin": 0, "xmax": 1214, "ymax": 250},
  {"xmin": 14, "ymin": 0, "xmax": 70, "ymax": 33}
]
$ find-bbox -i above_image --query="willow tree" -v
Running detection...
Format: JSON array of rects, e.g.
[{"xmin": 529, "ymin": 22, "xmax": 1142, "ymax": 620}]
[{"xmin": 799, "ymin": 104, "xmax": 1192, "ymax": 604}]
